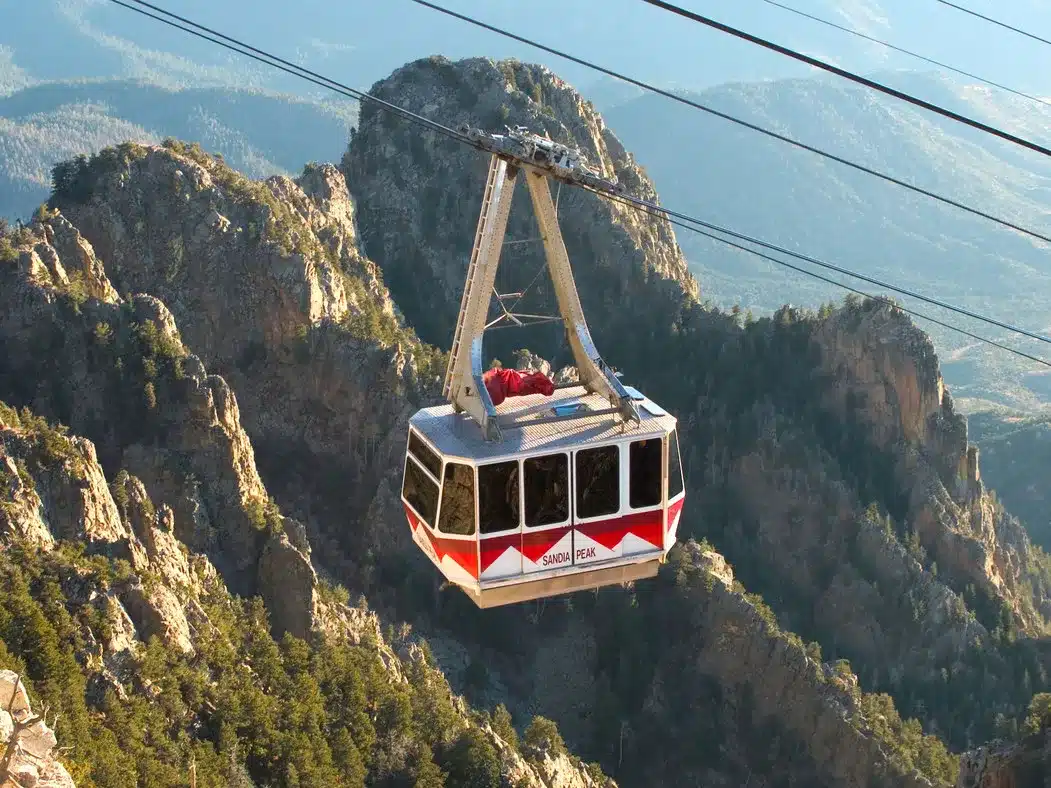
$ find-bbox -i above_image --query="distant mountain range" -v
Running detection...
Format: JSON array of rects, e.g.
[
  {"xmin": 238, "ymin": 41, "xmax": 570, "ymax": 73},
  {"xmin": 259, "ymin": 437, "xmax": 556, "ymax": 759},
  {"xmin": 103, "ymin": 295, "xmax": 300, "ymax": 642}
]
[
  {"xmin": 0, "ymin": 79, "xmax": 356, "ymax": 221},
  {"xmin": 603, "ymin": 72, "xmax": 1051, "ymax": 414}
]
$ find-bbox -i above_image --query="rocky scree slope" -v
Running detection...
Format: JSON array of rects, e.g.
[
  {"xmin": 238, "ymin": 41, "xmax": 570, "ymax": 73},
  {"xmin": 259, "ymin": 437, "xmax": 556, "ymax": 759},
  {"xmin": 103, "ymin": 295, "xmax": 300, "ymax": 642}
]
[
  {"xmin": 338, "ymin": 54, "xmax": 1051, "ymax": 761},
  {"xmin": 0, "ymin": 219, "xmax": 608, "ymax": 787},
  {"xmin": 24, "ymin": 135, "xmax": 963, "ymax": 783}
]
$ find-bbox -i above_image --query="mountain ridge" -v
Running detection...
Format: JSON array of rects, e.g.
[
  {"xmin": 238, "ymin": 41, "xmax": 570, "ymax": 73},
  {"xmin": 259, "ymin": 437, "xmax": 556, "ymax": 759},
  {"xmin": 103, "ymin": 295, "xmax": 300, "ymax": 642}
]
[{"xmin": 3, "ymin": 47, "xmax": 1051, "ymax": 787}]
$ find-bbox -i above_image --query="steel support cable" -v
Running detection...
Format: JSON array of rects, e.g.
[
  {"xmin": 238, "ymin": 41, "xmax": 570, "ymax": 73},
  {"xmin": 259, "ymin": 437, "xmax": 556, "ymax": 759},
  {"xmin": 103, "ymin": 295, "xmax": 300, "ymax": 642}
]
[
  {"xmin": 756, "ymin": 0, "xmax": 1051, "ymax": 111},
  {"xmin": 407, "ymin": 0, "xmax": 1051, "ymax": 247},
  {"xmin": 639, "ymin": 0, "xmax": 1051, "ymax": 158},
  {"xmin": 935, "ymin": 1, "xmax": 1051, "ymax": 48},
  {"xmin": 105, "ymin": 0, "xmax": 1051, "ymax": 367},
  {"xmin": 585, "ymin": 184, "xmax": 1051, "ymax": 346},
  {"xmin": 587, "ymin": 187, "xmax": 1051, "ymax": 368},
  {"xmin": 107, "ymin": 0, "xmax": 475, "ymax": 148}
]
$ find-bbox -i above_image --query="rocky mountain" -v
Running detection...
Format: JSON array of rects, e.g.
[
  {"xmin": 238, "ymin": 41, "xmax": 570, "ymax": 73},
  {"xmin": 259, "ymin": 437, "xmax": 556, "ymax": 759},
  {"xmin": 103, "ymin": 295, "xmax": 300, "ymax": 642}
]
[
  {"xmin": 0, "ymin": 198, "xmax": 949, "ymax": 786},
  {"xmin": 0, "ymin": 212, "xmax": 606, "ymax": 787},
  {"xmin": 4, "ymin": 50, "xmax": 1051, "ymax": 786},
  {"xmin": 966, "ymin": 410, "xmax": 1051, "ymax": 551},
  {"xmin": 341, "ymin": 54, "xmax": 1051, "ymax": 775}
]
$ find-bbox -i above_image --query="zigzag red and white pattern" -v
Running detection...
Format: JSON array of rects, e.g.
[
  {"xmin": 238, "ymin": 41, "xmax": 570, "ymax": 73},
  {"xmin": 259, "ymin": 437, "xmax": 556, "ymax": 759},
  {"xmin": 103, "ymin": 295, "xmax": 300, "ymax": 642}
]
[
  {"xmin": 405, "ymin": 499, "xmax": 685, "ymax": 584},
  {"xmin": 405, "ymin": 505, "xmax": 479, "ymax": 579}
]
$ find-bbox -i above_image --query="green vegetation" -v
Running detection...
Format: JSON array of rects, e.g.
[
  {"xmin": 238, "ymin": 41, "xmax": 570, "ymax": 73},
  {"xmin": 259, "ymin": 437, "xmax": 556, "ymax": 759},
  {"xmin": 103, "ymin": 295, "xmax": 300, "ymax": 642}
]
[
  {"xmin": 338, "ymin": 266, "xmax": 447, "ymax": 384},
  {"xmin": 1022, "ymin": 692, "xmax": 1051, "ymax": 735},
  {"xmin": 244, "ymin": 494, "xmax": 283, "ymax": 535},
  {"xmin": 522, "ymin": 715, "xmax": 566, "ymax": 758},
  {"xmin": 0, "ymin": 400, "xmax": 84, "ymax": 477},
  {"xmin": 968, "ymin": 410, "xmax": 1051, "ymax": 551},
  {"xmin": 50, "ymin": 142, "xmax": 150, "ymax": 208},
  {"xmin": 0, "ymin": 539, "xmax": 540, "ymax": 788},
  {"xmin": 855, "ymin": 692, "xmax": 958, "ymax": 782},
  {"xmin": 163, "ymin": 138, "xmax": 322, "ymax": 260}
]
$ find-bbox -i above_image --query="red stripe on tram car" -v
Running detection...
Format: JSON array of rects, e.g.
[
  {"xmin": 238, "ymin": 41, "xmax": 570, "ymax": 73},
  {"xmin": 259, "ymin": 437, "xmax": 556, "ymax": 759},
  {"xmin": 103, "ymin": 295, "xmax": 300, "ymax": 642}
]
[
  {"xmin": 667, "ymin": 496, "xmax": 685, "ymax": 535},
  {"xmin": 576, "ymin": 509, "xmax": 664, "ymax": 551},
  {"xmin": 479, "ymin": 532, "xmax": 521, "ymax": 573},
  {"xmin": 404, "ymin": 504, "xmax": 480, "ymax": 579},
  {"xmin": 522, "ymin": 525, "xmax": 573, "ymax": 564}
]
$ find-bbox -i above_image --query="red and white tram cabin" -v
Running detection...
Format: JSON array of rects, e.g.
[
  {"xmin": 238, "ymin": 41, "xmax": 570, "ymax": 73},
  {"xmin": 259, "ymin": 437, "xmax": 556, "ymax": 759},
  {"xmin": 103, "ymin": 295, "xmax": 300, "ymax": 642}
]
[{"xmin": 400, "ymin": 383, "xmax": 685, "ymax": 608}]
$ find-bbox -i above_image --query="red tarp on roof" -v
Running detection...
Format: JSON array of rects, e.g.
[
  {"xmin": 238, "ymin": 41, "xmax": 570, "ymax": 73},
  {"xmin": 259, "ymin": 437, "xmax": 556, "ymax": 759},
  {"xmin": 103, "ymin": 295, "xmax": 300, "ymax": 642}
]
[{"xmin": 483, "ymin": 368, "xmax": 555, "ymax": 406}]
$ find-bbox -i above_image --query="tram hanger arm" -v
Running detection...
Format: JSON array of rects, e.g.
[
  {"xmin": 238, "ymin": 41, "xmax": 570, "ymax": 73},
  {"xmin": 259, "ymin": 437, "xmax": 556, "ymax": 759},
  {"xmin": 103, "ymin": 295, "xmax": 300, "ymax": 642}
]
[
  {"xmin": 443, "ymin": 154, "xmax": 519, "ymax": 441},
  {"xmin": 521, "ymin": 168, "xmax": 640, "ymax": 425}
]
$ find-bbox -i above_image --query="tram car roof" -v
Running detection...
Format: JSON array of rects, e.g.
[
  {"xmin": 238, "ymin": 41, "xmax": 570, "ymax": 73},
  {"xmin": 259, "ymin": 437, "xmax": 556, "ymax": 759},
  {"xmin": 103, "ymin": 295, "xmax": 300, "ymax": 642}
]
[{"xmin": 409, "ymin": 382, "xmax": 677, "ymax": 463}]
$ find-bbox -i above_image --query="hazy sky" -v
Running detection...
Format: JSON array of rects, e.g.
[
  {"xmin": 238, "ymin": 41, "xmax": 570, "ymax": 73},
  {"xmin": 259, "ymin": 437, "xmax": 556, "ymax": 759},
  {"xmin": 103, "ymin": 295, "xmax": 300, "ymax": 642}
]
[{"xmin": 14, "ymin": 0, "xmax": 1051, "ymax": 106}]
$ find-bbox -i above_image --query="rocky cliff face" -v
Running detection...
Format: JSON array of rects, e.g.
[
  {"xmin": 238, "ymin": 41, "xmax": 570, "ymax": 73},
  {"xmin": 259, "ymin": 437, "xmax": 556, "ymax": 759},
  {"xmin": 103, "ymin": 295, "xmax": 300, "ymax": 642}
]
[
  {"xmin": 49, "ymin": 142, "xmax": 441, "ymax": 597},
  {"xmin": 0, "ymin": 670, "xmax": 75, "ymax": 788},
  {"xmin": 0, "ymin": 201, "xmax": 607, "ymax": 787},
  {"xmin": 341, "ymin": 55, "xmax": 699, "ymax": 362},
  {"xmin": 815, "ymin": 303, "xmax": 1050, "ymax": 633},
  {"xmin": 592, "ymin": 540, "xmax": 947, "ymax": 787},
  {"xmin": 0, "ymin": 213, "xmax": 321, "ymax": 640},
  {"xmin": 332, "ymin": 54, "xmax": 1051, "ymax": 758},
  {"xmin": 956, "ymin": 732, "xmax": 1051, "ymax": 787}
]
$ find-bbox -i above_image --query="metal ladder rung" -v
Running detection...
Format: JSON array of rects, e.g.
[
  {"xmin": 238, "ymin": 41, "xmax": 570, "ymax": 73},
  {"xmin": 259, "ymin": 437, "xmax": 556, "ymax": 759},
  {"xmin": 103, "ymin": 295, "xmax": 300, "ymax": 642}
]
[{"xmin": 445, "ymin": 156, "xmax": 503, "ymax": 398}]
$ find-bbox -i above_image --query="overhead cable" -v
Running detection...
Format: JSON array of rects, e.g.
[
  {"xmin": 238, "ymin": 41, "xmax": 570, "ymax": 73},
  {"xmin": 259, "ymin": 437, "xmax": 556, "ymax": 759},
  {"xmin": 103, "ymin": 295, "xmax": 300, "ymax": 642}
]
[
  {"xmin": 756, "ymin": 0, "xmax": 1051, "ymax": 112},
  {"xmin": 105, "ymin": 0, "xmax": 1051, "ymax": 369},
  {"xmin": 595, "ymin": 186, "xmax": 1051, "ymax": 347},
  {"xmin": 935, "ymin": 0, "xmax": 1051, "ymax": 48},
  {"xmin": 638, "ymin": 0, "xmax": 1051, "ymax": 158},
  {"xmin": 107, "ymin": 0, "xmax": 474, "ymax": 148},
  {"xmin": 408, "ymin": 0, "xmax": 1051, "ymax": 247},
  {"xmin": 597, "ymin": 188, "xmax": 1051, "ymax": 369}
]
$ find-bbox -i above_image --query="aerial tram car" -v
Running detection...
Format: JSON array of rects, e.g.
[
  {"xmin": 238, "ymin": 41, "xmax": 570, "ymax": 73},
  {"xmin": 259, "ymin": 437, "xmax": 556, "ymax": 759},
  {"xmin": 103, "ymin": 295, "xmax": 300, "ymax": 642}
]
[{"xmin": 401, "ymin": 124, "xmax": 685, "ymax": 609}]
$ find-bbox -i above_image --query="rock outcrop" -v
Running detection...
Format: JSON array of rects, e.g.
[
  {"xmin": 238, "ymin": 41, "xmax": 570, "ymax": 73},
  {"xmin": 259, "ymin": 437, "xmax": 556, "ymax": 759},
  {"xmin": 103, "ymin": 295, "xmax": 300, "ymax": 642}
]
[
  {"xmin": 49, "ymin": 143, "xmax": 439, "ymax": 596},
  {"xmin": 0, "ymin": 211, "xmax": 606, "ymax": 787},
  {"xmin": 561, "ymin": 540, "xmax": 947, "ymax": 787},
  {"xmin": 815, "ymin": 300, "xmax": 1050, "ymax": 633},
  {"xmin": 956, "ymin": 732, "xmax": 1051, "ymax": 787},
  {"xmin": 0, "ymin": 401, "xmax": 608, "ymax": 787},
  {"xmin": 0, "ymin": 211, "xmax": 319, "ymax": 641},
  {"xmin": 0, "ymin": 670, "xmax": 76, "ymax": 788},
  {"xmin": 330, "ymin": 53, "xmax": 1049, "ymax": 759},
  {"xmin": 341, "ymin": 55, "xmax": 699, "ymax": 361}
]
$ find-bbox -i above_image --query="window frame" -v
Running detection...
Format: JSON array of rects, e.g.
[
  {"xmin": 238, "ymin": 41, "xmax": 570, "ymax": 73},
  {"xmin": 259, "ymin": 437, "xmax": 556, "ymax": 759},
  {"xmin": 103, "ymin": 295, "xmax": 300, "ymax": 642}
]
[
  {"xmin": 627, "ymin": 437, "xmax": 664, "ymax": 512},
  {"xmin": 435, "ymin": 459, "xmax": 478, "ymax": 538},
  {"xmin": 573, "ymin": 442, "xmax": 623, "ymax": 522},
  {"xmin": 476, "ymin": 458, "xmax": 522, "ymax": 536},
  {"xmin": 402, "ymin": 451, "xmax": 441, "ymax": 529},
  {"xmin": 522, "ymin": 451, "xmax": 571, "ymax": 530},
  {"xmin": 667, "ymin": 428, "xmax": 685, "ymax": 501},
  {"xmin": 407, "ymin": 429, "xmax": 443, "ymax": 479}
]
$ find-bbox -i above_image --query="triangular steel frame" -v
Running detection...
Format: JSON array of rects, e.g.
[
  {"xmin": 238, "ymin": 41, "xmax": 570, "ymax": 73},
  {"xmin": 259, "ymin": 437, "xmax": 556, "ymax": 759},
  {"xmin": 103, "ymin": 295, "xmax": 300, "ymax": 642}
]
[{"xmin": 442, "ymin": 152, "xmax": 640, "ymax": 442}]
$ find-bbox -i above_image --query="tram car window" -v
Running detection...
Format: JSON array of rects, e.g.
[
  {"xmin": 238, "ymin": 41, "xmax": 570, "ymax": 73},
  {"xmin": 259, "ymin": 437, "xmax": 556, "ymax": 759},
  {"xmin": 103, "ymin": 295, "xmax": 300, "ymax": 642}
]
[{"xmin": 438, "ymin": 462, "xmax": 477, "ymax": 536}]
